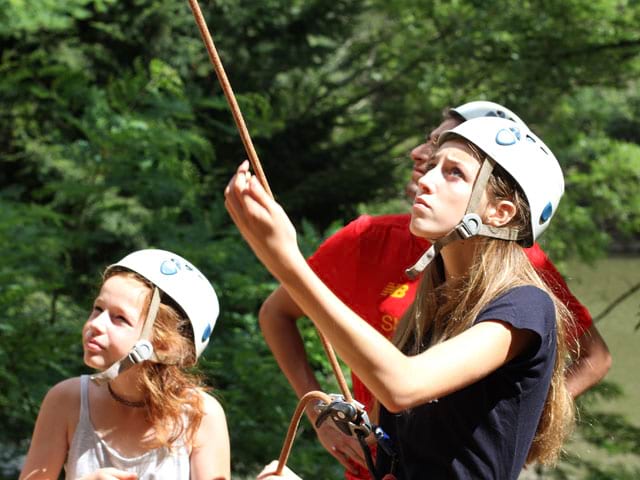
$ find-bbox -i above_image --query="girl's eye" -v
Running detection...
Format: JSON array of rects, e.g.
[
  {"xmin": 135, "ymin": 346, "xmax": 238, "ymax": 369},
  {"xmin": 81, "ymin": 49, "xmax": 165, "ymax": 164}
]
[
  {"xmin": 115, "ymin": 316, "xmax": 132, "ymax": 326},
  {"xmin": 449, "ymin": 167, "xmax": 464, "ymax": 179},
  {"xmin": 93, "ymin": 305, "xmax": 103, "ymax": 313}
]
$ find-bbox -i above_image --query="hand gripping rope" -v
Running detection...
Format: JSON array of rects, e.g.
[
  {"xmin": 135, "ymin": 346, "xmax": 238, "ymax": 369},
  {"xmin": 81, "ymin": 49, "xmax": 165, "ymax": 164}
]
[{"xmin": 186, "ymin": 2, "xmax": 396, "ymax": 477}]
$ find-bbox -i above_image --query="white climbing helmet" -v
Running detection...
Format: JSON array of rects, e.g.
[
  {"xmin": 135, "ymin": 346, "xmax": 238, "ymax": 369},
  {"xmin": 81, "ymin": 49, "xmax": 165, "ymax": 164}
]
[
  {"xmin": 441, "ymin": 116, "xmax": 564, "ymax": 246},
  {"xmin": 406, "ymin": 116, "xmax": 564, "ymax": 278},
  {"xmin": 91, "ymin": 249, "xmax": 219, "ymax": 384},
  {"xmin": 108, "ymin": 249, "xmax": 219, "ymax": 358},
  {"xmin": 451, "ymin": 100, "xmax": 527, "ymax": 130}
]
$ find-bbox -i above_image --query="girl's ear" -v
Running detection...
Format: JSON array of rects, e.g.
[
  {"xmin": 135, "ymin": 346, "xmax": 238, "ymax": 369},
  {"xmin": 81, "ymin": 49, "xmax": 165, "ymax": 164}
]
[{"xmin": 483, "ymin": 199, "xmax": 517, "ymax": 228}]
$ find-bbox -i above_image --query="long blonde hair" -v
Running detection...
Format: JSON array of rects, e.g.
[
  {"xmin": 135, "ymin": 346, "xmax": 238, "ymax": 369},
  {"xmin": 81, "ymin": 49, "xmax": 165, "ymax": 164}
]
[
  {"xmin": 104, "ymin": 269, "xmax": 208, "ymax": 450},
  {"xmin": 393, "ymin": 151, "xmax": 574, "ymax": 465}
]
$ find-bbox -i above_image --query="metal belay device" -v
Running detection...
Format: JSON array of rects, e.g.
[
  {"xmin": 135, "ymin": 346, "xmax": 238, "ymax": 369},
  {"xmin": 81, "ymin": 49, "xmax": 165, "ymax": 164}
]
[
  {"xmin": 315, "ymin": 394, "xmax": 372, "ymax": 438},
  {"xmin": 314, "ymin": 394, "xmax": 397, "ymax": 479},
  {"xmin": 276, "ymin": 391, "xmax": 397, "ymax": 479}
]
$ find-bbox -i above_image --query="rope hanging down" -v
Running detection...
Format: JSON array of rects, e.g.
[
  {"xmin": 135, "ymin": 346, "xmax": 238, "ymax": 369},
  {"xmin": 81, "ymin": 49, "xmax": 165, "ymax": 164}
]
[
  {"xmin": 276, "ymin": 391, "xmax": 332, "ymax": 470},
  {"xmin": 186, "ymin": 0, "xmax": 358, "ymax": 474}
]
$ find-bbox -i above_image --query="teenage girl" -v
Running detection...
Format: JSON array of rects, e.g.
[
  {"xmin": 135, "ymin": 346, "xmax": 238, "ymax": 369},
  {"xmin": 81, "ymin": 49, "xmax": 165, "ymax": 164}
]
[
  {"xmin": 226, "ymin": 116, "xmax": 574, "ymax": 479},
  {"xmin": 20, "ymin": 249, "xmax": 230, "ymax": 480}
]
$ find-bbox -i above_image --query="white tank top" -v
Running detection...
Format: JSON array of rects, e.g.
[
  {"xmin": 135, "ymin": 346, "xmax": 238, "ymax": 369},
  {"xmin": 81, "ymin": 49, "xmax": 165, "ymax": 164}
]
[{"xmin": 64, "ymin": 375, "xmax": 190, "ymax": 480}]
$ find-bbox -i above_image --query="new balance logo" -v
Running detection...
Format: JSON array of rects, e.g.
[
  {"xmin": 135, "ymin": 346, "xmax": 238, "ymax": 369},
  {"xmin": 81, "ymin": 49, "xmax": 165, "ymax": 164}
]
[{"xmin": 381, "ymin": 283, "xmax": 409, "ymax": 298}]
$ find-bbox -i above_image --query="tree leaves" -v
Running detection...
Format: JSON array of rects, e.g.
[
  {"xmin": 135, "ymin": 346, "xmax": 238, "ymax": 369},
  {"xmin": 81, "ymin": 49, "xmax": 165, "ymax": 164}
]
[{"xmin": 1, "ymin": 0, "xmax": 640, "ymax": 477}]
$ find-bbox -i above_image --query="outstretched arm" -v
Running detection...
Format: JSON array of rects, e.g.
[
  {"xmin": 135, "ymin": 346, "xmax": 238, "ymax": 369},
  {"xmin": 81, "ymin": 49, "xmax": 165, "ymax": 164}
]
[{"xmin": 225, "ymin": 162, "xmax": 536, "ymax": 412}]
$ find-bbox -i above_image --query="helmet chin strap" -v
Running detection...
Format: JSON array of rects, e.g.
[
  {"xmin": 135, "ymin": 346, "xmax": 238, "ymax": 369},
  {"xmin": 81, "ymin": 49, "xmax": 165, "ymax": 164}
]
[
  {"xmin": 91, "ymin": 287, "xmax": 162, "ymax": 385},
  {"xmin": 406, "ymin": 159, "xmax": 519, "ymax": 279}
]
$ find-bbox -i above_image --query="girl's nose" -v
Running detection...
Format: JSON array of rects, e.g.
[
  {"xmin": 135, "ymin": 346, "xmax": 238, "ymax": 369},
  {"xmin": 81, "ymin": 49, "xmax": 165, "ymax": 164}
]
[
  {"xmin": 87, "ymin": 309, "xmax": 110, "ymax": 333},
  {"xmin": 417, "ymin": 166, "xmax": 439, "ymax": 194}
]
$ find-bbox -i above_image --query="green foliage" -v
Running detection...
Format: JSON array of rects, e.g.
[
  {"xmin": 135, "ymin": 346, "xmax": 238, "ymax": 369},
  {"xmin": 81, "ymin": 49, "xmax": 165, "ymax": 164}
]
[
  {"xmin": 1, "ymin": 0, "xmax": 640, "ymax": 478},
  {"xmin": 542, "ymin": 85, "xmax": 640, "ymax": 262},
  {"xmin": 539, "ymin": 381, "xmax": 640, "ymax": 479},
  {"xmin": 0, "ymin": 199, "xmax": 84, "ymax": 477}
]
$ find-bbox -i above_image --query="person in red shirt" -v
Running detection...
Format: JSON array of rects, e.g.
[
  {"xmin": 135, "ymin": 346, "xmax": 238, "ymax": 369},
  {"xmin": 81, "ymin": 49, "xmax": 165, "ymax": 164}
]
[{"xmin": 258, "ymin": 102, "xmax": 611, "ymax": 479}]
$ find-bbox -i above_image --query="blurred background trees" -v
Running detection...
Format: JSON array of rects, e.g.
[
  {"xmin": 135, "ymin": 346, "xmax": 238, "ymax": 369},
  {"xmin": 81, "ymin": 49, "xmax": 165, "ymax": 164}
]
[{"xmin": 1, "ymin": 0, "xmax": 639, "ymax": 477}]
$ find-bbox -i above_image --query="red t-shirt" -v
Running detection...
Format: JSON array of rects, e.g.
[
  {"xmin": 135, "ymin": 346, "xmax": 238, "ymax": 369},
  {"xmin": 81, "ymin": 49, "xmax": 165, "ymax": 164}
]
[{"xmin": 307, "ymin": 214, "xmax": 592, "ymax": 480}]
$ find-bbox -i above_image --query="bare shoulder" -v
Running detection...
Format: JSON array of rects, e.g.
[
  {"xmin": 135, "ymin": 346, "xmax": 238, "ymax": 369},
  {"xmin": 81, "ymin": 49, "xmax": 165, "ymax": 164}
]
[
  {"xmin": 19, "ymin": 379, "xmax": 81, "ymax": 480},
  {"xmin": 198, "ymin": 390, "xmax": 226, "ymax": 420},
  {"xmin": 42, "ymin": 377, "xmax": 82, "ymax": 433},
  {"xmin": 43, "ymin": 377, "xmax": 81, "ymax": 409},
  {"xmin": 190, "ymin": 390, "xmax": 231, "ymax": 479},
  {"xmin": 193, "ymin": 390, "xmax": 229, "ymax": 447}
]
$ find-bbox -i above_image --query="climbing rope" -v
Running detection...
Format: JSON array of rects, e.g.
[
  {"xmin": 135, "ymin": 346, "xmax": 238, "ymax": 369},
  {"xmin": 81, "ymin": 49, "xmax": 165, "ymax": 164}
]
[
  {"xmin": 186, "ymin": 0, "xmax": 272, "ymax": 198},
  {"xmin": 186, "ymin": 0, "xmax": 363, "ymax": 473},
  {"xmin": 275, "ymin": 391, "xmax": 332, "ymax": 473}
]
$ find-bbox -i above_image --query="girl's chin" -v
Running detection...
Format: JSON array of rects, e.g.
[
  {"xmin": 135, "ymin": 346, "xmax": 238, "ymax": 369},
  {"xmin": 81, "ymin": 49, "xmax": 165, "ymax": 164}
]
[
  {"xmin": 83, "ymin": 354, "xmax": 108, "ymax": 371},
  {"xmin": 410, "ymin": 217, "xmax": 455, "ymax": 241},
  {"xmin": 409, "ymin": 222, "xmax": 441, "ymax": 240}
]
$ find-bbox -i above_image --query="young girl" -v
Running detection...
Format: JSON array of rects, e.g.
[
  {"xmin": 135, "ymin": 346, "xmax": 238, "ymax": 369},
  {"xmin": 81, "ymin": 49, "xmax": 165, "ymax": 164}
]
[
  {"xmin": 20, "ymin": 249, "xmax": 230, "ymax": 480},
  {"xmin": 226, "ymin": 116, "xmax": 574, "ymax": 479}
]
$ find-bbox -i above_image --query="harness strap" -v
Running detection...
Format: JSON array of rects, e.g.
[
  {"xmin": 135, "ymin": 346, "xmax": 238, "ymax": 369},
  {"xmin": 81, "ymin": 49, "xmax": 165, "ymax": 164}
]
[{"xmin": 356, "ymin": 431, "xmax": 379, "ymax": 479}]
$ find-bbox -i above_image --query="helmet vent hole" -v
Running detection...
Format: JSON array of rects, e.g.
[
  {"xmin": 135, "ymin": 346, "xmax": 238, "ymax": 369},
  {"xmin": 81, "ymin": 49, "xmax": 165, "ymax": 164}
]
[
  {"xmin": 201, "ymin": 323, "xmax": 213, "ymax": 343},
  {"xmin": 160, "ymin": 260, "xmax": 179, "ymax": 275},
  {"xmin": 496, "ymin": 128, "xmax": 518, "ymax": 146},
  {"xmin": 540, "ymin": 202, "xmax": 553, "ymax": 224}
]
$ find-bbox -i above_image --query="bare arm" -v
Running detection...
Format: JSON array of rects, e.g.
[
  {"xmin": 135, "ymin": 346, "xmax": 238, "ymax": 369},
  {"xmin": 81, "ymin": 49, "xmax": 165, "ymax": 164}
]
[
  {"xmin": 265, "ymin": 249, "xmax": 532, "ymax": 412},
  {"xmin": 259, "ymin": 286, "xmax": 322, "ymax": 415},
  {"xmin": 190, "ymin": 393, "xmax": 231, "ymax": 480},
  {"xmin": 225, "ymin": 163, "xmax": 536, "ymax": 413},
  {"xmin": 566, "ymin": 324, "xmax": 612, "ymax": 398},
  {"xmin": 19, "ymin": 379, "xmax": 76, "ymax": 480},
  {"xmin": 268, "ymin": 264, "xmax": 532, "ymax": 412}
]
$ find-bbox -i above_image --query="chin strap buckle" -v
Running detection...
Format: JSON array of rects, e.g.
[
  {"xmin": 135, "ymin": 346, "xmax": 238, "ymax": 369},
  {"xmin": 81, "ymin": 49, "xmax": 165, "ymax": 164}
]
[
  {"xmin": 455, "ymin": 213, "xmax": 482, "ymax": 239},
  {"xmin": 128, "ymin": 340, "xmax": 154, "ymax": 364}
]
